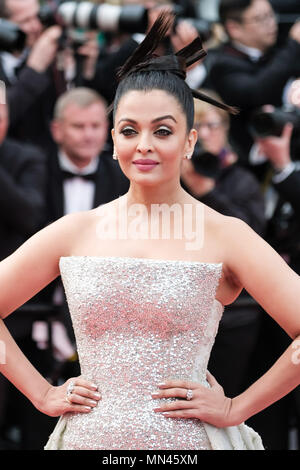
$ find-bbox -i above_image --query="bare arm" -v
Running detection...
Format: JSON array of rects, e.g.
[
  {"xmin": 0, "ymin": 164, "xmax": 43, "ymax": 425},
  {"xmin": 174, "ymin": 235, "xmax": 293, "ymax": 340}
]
[
  {"xmin": 0, "ymin": 212, "xmax": 101, "ymax": 415},
  {"xmin": 153, "ymin": 217, "xmax": 300, "ymax": 427},
  {"xmin": 224, "ymin": 217, "xmax": 300, "ymax": 424}
]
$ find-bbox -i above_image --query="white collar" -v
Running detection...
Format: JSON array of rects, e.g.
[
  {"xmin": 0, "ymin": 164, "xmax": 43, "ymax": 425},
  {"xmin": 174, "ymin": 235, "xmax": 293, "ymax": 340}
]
[
  {"xmin": 58, "ymin": 150, "xmax": 99, "ymax": 175},
  {"xmin": 232, "ymin": 41, "xmax": 263, "ymax": 62},
  {"xmin": 0, "ymin": 51, "xmax": 23, "ymax": 82}
]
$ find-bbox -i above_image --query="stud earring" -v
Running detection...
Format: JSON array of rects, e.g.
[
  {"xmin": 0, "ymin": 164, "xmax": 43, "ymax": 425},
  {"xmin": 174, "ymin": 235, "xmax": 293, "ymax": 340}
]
[
  {"xmin": 185, "ymin": 154, "xmax": 192, "ymax": 160},
  {"xmin": 113, "ymin": 149, "xmax": 118, "ymax": 160}
]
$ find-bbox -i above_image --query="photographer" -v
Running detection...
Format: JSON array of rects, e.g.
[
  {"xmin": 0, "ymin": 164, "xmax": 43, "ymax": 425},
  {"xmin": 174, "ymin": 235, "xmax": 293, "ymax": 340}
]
[
  {"xmin": 85, "ymin": 0, "xmax": 207, "ymax": 106},
  {"xmin": 0, "ymin": 97, "xmax": 52, "ymax": 449},
  {"xmin": 208, "ymin": 0, "xmax": 300, "ymax": 166},
  {"xmin": 180, "ymin": 89, "xmax": 266, "ymax": 406},
  {"xmin": 0, "ymin": 0, "xmax": 99, "ymax": 151},
  {"xmin": 245, "ymin": 120, "xmax": 300, "ymax": 450}
]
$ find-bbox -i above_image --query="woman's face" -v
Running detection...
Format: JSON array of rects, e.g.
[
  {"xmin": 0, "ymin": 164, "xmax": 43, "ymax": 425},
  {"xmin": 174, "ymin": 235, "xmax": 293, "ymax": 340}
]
[
  {"xmin": 195, "ymin": 108, "xmax": 228, "ymax": 155},
  {"xmin": 112, "ymin": 89, "xmax": 197, "ymax": 187}
]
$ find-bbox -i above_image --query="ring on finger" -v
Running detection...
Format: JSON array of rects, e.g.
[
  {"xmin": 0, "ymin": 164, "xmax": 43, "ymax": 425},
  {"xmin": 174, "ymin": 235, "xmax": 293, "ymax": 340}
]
[
  {"xmin": 65, "ymin": 395, "xmax": 73, "ymax": 405},
  {"xmin": 186, "ymin": 389, "xmax": 193, "ymax": 401},
  {"xmin": 66, "ymin": 381, "xmax": 75, "ymax": 403}
]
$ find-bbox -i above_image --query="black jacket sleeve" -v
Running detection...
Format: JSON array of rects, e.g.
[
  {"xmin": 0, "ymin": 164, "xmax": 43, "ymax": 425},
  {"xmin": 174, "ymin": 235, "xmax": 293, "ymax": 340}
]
[
  {"xmin": 199, "ymin": 165, "xmax": 267, "ymax": 236},
  {"xmin": 84, "ymin": 38, "xmax": 139, "ymax": 104},
  {"xmin": 0, "ymin": 139, "xmax": 46, "ymax": 235},
  {"xmin": 273, "ymin": 166, "xmax": 300, "ymax": 215},
  {"xmin": 6, "ymin": 66, "xmax": 50, "ymax": 128},
  {"xmin": 210, "ymin": 39, "xmax": 300, "ymax": 109}
]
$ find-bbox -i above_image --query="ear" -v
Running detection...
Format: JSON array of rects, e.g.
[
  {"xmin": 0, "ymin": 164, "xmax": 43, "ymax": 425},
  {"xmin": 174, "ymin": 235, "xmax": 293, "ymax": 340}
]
[
  {"xmin": 50, "ymin": 120, "xmax": 62, "ymax": 144},
  {"xmin": 185, "ymin": 128, "xmax": 198, "ymax": 157}
]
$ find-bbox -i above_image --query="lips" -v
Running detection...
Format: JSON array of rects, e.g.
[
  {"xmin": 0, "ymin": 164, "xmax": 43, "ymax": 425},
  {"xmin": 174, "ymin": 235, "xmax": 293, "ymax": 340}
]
[
  {"xmin": 133, "ymin": 159, "xmax": 159, "ymax": 165},
  {"xmin": 132, "ymin": 159, "xmax": 160, "ymax": 172}
]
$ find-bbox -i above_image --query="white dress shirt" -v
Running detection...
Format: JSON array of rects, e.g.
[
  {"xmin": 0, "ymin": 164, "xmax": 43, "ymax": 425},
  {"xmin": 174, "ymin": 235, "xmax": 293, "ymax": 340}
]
[
  {"xmin": 58, "ymin": 150, "xmax": 99, "ymax": 215},
  {"xmin": 0, "ymin": 50, "xmax": 28, "ymax": 83}
]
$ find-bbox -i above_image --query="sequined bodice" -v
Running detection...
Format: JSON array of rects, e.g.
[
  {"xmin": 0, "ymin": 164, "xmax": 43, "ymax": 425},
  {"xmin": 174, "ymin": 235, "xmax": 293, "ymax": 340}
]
[{"xmin": 59, "ymin": 256, "xmax": 224, "ymax": 450}]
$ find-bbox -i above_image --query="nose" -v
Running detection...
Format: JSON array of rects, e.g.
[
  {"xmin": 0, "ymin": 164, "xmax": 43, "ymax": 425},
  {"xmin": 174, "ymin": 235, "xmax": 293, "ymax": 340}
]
[
  {"xmin": 83, "ymin": 125, "xmax": 97, "ymax": 140},
  {"xmin": 136, "ymin": 132, "xmax": 154, "ymax": 154}
]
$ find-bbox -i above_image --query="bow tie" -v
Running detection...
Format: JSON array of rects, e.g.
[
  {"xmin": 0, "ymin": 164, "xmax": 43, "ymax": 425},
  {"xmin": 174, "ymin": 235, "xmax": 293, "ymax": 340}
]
[{"xmin": 61, "ymin": 170, "xmax": 97, "ymax": 182}]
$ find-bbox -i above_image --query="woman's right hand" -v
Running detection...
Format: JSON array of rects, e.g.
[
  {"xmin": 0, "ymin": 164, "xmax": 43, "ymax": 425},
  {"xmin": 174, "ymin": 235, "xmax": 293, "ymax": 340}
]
[{"xmin": 37, "ymin": 377, "xmax": 101, "ymax": 417}]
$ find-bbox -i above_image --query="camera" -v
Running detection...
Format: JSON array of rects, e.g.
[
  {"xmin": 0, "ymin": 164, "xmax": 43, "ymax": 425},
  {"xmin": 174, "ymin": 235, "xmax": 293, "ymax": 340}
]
[
  {"xmin": 0, "ymin": 18, "xmax": 26, "ymax": 52},
  {"xmin": 39, "ymin": 1, "xmax": 148, "ymax": 34},
  {"xmin": 249, "ymin": 105, "xmax": 300, "ymax": 138},
  {"xmin": 249, "ymin": 104, "xmax": 300, "ymax": 158},
  {"xmin": 191, "ymin": 142, "xmax": 223, "ymax": 179},
  {"xmin": 173, "ymin": 5, "xmax": 213, "ymax": 42}
]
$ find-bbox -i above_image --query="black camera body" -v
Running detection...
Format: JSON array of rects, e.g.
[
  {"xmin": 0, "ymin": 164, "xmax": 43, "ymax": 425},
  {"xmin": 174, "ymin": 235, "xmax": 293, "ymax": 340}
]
[
  {"xmin": 191, "ymin": 141, "xmax": 223, "ymax": 179},
  {"xmin": 0, "ymin": 18, "xmax": 26, "ymax": 52},
  {"xmin": 172, "ymin": 5, "xmax": 212, "ymax": 42},
  {"xmin": 249, "ymin": 105, "xmax": 300, "ymax": 138},
  {"xmin": 249, "ymin": 105, "xmax": 300, "ymax": 157}
]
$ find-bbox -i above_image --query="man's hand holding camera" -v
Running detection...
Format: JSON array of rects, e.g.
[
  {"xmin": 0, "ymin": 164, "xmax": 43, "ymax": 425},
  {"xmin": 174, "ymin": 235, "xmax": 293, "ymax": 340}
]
[
  {"xmin": 181, "ymin": 158, "xmax": 216, "ymax": 198},
  {"xmin": 256, "ymin": 122, "xmax": 294, "ymax": 172},
  {"xmin": 26, "ymin": 25, "xmax": 62, "ymax": 74}
]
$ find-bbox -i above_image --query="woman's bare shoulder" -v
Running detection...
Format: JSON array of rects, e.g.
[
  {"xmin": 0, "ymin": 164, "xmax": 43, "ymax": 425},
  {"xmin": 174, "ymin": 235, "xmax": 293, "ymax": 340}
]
[
  {"xmin": 203, "ymin": 205, "xmax": 242, "ymax": 237},
  {"xmin": 204, "ymin": 205, "xmax": 250, "ymax": 235}
]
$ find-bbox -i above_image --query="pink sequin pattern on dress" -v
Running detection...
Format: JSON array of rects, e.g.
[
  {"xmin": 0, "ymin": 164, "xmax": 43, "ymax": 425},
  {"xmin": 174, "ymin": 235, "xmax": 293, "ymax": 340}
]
[{"xmin": 57, "ymin": 256, "xmax": 224, "ymax": 450}]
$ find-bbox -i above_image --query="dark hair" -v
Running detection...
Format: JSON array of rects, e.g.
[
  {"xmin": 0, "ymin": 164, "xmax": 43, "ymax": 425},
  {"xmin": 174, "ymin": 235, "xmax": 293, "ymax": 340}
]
[
  {"xmin": 111, "ymin": 12, "xmax": 238, "ymax": 130},
  {"xmin": 219, "ymin": 0, "xmax": 253, "ymax": 24},
  {"xmin": 113, "ymin": 70, "xmax": 195, "ymax": 132}
]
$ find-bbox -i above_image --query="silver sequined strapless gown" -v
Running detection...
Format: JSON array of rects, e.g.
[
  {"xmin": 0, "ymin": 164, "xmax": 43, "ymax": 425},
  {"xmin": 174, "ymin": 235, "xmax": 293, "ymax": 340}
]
[{"xmin": 45, "ymin": 256, "xmax": 264, "ymax": 450}]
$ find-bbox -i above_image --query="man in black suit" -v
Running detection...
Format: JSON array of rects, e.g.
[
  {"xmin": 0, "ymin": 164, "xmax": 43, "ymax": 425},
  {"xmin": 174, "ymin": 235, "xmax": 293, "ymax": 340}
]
[
  {"xmin": 0, "ymin": 0, "xmax": 100, "ymax": 152},
  {"xmin": 244, "ymin": 123, "xmax": 300, "ymax": 450},
  {"xmin": 0, "ymin": 100, "xmax": 52, "ymax": 449},
  {"xmin": 0, "ymin": 0, "xmax": 63, "ymax": 151},
  {"xmin": 208, "ymin": 0, "xmax": 300, "ymax": 165},
  {"xmin": 46, "ymin": 86, "xmax": 129, "ymax": 223}
]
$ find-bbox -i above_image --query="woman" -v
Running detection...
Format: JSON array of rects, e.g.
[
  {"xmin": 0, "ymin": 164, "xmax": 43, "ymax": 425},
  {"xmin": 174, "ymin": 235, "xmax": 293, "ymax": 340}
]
[{"xmin": 0, "ymin": 14, "xmax": 300, "ymax": 450}]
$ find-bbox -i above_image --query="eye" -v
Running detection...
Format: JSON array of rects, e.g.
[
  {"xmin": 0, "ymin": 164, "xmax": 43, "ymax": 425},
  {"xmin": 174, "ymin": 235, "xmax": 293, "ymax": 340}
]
[
  {"xmin": 155, "ymin": 126, "xmax": 172, "ymax": 136},
  {"xmin": 120, "ymin": 126, "xmax": 137, "ymax": 136}
]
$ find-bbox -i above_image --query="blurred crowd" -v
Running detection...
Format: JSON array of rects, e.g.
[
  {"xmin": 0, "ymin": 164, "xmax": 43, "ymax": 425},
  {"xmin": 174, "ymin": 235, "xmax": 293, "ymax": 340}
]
[{"xmin": 0, "ymin": 0, "xmax": 300, "ymax": 450}]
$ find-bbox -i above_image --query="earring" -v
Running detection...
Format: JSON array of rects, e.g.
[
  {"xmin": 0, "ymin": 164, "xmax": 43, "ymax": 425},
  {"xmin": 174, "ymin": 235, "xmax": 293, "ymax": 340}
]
[
  {"xmin": 113, "ymin": 149, "xmax": 118, "ymax": 160},
  {"xmin": 185, "ymin": 154, "xmax": 192, "ymax": 160}
]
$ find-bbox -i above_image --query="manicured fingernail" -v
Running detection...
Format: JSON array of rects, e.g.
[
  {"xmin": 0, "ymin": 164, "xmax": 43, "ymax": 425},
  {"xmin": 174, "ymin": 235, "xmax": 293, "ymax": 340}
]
[
  {"xmin": 91, "ymin": 383, "xmax": 98, "ymax": 390},
  {"xmin": 162, "ymin": 412, "xmax": 171, "ymax": 417},
  {"xmin": 88, "ymin": 400, "xmax": 97, "ymax": 406},
  {"xmin": 151, "ymin": 392, "xmax": 160, "ymax": 397},
  {"xmin": 84, "ymin": 406, "xmax": 92, "ymax": 411},
  {"xmin": 93, "ymin": 392, "xmax": 101, "ymax": 399},
  {"xmin": 158, "ymin": 382, "xmax": 166, "ymax": 387}
]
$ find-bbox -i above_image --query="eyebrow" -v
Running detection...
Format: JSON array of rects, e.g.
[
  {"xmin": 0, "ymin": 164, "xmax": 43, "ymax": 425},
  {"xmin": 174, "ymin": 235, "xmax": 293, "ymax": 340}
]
[{"xmin": 117, "ymin": 115, "xmax": 177, "ymax": 125}]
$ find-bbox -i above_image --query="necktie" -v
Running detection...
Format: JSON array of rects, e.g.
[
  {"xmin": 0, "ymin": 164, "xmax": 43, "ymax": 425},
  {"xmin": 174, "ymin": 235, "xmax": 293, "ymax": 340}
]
[{"xmin": 61, "ymin": 170, "xmax": 97, "ymax": 182}]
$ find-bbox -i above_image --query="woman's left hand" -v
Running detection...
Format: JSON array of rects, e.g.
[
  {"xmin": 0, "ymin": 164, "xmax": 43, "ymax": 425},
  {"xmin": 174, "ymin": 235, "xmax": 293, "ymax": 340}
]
[{"xmin": 152, "ymin": 371, "xmax": 235, "ymax": 428}]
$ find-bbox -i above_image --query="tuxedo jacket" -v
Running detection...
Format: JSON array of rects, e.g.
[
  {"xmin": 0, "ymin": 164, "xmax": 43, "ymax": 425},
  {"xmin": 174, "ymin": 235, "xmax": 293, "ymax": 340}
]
[
  {"xmin": 0, "ymin": 138, "xmax": 47, "ymax": 338},
  {"xmin": 0, "ymin": 138, "xmax": 46, "ymax": 260},
  {"xmin": 0, "ymin": 58, "xmax": 64, "ymax": 153},
  {"xmin": 208, "ymin": 38, "xmax": 300, "ymax": 162},
  {"xmin": 45, "ymin": 148, "xmax": 130, "ymax": 223}
]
